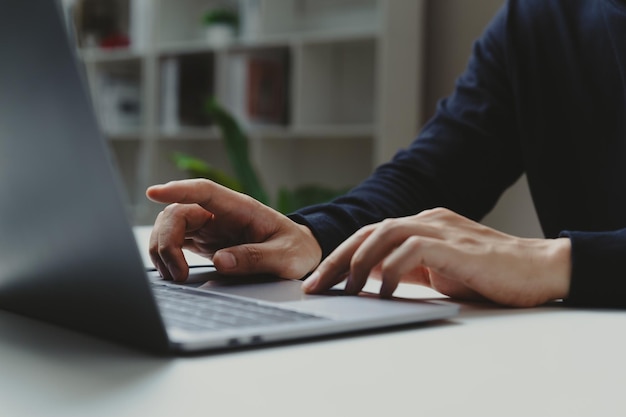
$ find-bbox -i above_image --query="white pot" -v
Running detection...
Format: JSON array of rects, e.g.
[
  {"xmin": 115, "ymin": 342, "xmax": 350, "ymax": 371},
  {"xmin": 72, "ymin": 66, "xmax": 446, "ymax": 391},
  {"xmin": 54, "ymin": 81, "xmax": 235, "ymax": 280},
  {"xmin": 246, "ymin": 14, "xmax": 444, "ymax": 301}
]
[{"xmin": 203, "ymin": 24, "xmax": 236, "ymax": 47}]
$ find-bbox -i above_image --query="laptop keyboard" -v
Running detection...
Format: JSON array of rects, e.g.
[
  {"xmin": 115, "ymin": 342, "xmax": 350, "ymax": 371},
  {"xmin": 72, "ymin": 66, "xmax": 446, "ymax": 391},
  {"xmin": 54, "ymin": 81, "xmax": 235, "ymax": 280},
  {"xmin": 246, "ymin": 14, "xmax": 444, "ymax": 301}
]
[{"xmin": 151, "ymin": 284, "xmax": 325, "ymax": 332}]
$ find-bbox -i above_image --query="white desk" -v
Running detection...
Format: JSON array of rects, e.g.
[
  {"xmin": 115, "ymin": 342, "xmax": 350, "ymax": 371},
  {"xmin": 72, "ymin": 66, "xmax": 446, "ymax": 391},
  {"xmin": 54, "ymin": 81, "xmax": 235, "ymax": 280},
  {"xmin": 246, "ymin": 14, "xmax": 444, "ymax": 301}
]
[{"xmin": 0, "ymin": 228, "xmax": 624, "ymax": 417}]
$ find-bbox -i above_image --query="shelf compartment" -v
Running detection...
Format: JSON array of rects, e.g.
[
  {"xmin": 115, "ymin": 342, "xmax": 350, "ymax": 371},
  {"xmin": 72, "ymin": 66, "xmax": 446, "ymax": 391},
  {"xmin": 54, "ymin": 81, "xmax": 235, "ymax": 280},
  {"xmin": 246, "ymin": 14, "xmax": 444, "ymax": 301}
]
[
  {"xmin": 156, "ymin": 0, "xmax": 238, "ymax": 45},
  {"xmin": 155, "ymin": 0, "xmax": 379, "ymax": 49},
  {"xmin": 84, "ymin": 58, "xmax": 144, "ymax": 135},
  {"xmin": 295, "ymin": 38, "xmax": 376, "ymax": 127},
  {"xmin": 259, "ymin": 0, "xmax": 380, "ymax": 37}
]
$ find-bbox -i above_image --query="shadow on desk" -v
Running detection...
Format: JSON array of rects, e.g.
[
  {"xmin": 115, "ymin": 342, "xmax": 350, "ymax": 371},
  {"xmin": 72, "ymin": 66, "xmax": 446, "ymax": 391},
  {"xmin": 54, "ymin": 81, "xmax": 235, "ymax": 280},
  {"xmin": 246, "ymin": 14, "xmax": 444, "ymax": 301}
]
[
  {"xmin": 0, "ymin": 310, "xmax": 173, "ymax": 403},
  {"xmin": 454, "ymin": 299, "xmax": 566, "ymax": 318},
  {"xmin": 0, "ymin": 298, "xmax": 465, "ymax": 362}
]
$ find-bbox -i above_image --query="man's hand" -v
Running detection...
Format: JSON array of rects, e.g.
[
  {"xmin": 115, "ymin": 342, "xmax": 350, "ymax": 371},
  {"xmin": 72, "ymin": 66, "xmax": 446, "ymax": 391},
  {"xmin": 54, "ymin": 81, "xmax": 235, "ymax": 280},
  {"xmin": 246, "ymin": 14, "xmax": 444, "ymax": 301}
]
[
  {"xmin": 303, "ymin": 208, "xmax": 571, "ymax": 307},
  {"xmin": 146, "ymin": 179, "xmax": 322, "ymax": 282}
]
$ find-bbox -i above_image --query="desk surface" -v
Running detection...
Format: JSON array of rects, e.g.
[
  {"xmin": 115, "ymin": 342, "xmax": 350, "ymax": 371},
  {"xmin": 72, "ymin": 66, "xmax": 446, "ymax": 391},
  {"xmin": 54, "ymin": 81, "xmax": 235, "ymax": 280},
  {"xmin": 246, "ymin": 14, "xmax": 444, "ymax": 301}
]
[{"xmin": 0, "ymin": 228, "xmax": 624, "ymax": 417}]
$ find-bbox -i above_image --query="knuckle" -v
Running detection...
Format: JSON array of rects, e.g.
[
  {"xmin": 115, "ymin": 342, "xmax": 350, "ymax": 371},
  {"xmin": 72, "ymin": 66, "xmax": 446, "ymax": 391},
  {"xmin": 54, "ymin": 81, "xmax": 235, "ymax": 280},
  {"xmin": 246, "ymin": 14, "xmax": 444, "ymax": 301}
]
[
  {"xmin": 405, "ymin": 235, "xmax": 423, "ymax": 250},
  {"xmin": 162, "ymin": 202, "xmax": 184, "ymax": 216},
  {"xmin": 148, "ymin": 239, "xmax": 158, "ymax": 256},
  {"xmin": 318, "ymin": 254, "xmax": 344, "ymax": 277},
  {"xmin": 189, "ymin": 178, "xmax": 208, "ymax": 186},
  {"xmin": 421, "ymin": 207, "xmax": 450, "ymax": 218},
  {"xmin": 349, "ymin": 253, "xmax": 368, "ymax": 278},
  {"xmin": 432, "ymin": 207, "xmax": 451, "ymax": 215},
  {"xmin": 349, "ymin": 253, "xmax": 362, "ymax": 272},
  {"xmin": 321, "ymin": 255, "xmax": 340, "ymax": 271},
  {"xmin": 380, "ymin": 258, "xmax": 398, "ymax": 277},
  {"xmin": 157, "ymin": 241, "xmax": 178, "ymax": 262},
  {"xmin": 380, "ymin": 217, "xmax": 398, "ymax": 228},
  {"xmin": 417, "ymin": 207, "xmax": 460, "ymax": 227},
  {"xmin": 243, "ymin": 245, "xmax": 264, "ymax": 265},
  {"xmin": 377, "ymin": 217, "xmax": 400, "ymax": 234},
  {"xmin": 353, "ymin": 227, "xmax": 370, "ymax": 241}
]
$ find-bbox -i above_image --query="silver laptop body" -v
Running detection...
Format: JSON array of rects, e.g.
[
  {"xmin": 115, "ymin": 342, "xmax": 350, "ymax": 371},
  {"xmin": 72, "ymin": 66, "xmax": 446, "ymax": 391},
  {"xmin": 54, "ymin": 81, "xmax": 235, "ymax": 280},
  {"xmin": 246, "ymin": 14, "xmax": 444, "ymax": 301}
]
[{"xmin": 0, "ymin": 0, "xmax": 458, "ymax": 354}]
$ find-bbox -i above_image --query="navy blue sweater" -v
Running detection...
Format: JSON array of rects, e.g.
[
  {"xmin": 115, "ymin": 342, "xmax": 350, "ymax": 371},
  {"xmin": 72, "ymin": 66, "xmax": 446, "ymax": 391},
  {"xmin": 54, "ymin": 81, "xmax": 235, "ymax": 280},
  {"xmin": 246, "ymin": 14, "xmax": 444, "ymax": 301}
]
[{"xmin": 291, "ymin": 0, "xmax": 626, "ymax": 307}]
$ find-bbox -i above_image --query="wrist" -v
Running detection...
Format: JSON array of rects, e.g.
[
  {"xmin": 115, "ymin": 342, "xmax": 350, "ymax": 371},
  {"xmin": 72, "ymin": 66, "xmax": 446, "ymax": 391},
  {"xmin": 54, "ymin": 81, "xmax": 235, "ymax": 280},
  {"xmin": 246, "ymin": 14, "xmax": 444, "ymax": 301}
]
[
  {"xmin": 295, "ymin": 223, "xmax": 323, "ymax": 274},
  {"xmin": 544, "ymin": 237, "xmax": 572, "ymax": 301},
  {"xmin": 287, "ymin": 223, "xmax": 322, "ymax": 278}
]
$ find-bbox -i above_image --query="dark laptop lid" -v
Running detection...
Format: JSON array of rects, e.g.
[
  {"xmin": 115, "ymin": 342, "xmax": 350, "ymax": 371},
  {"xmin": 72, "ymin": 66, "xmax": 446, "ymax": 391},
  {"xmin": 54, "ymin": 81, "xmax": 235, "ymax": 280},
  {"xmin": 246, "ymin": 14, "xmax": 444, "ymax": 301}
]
[{"xmin": 0, "ymin": 0, "xmax": 169, "ymax": 352}]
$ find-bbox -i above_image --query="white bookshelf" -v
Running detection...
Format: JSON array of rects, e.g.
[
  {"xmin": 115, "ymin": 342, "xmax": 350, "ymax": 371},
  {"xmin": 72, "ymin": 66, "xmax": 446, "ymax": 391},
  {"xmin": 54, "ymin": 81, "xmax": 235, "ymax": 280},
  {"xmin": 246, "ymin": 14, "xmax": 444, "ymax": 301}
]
[{"xmin": 73, "ymin": 0, "xmax": 425, "ymax": 224}]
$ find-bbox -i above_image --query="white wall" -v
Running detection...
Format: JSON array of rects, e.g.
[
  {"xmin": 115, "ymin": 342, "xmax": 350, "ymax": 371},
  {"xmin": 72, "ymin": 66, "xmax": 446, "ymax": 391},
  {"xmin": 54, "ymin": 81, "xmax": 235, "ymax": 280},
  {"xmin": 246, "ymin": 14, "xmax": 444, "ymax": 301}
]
[{"xmin": 422, "ymin": 0, "xmax": 543, "ymax": 237}]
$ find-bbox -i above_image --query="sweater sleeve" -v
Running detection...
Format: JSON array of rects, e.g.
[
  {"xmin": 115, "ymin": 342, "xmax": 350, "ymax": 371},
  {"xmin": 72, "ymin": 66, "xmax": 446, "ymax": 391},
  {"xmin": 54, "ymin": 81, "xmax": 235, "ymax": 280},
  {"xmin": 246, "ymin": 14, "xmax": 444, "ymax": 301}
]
[
  {"xmin": 290, "ymin": 3, "xmax": 524, "ymax": 259},
  {"xmin": 560, "ymin": 229, "xmax": 626, "ymax": 307}
]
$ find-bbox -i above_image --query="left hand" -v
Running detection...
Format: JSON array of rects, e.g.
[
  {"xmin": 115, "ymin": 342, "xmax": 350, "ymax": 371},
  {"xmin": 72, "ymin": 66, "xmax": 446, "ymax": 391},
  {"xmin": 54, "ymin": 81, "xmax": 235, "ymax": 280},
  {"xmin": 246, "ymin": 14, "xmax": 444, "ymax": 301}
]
[{"xmin": 302, "ymin": 208, "xmax": 571, "ymax": 307}]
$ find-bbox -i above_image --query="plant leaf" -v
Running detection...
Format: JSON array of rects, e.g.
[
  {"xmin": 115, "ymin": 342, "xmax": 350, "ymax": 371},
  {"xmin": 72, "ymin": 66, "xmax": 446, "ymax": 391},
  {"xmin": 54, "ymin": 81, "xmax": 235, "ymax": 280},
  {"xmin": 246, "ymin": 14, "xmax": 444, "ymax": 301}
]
[
  {"xmin": 205, "ymin": 97, "xmax": 270, "ymax": 205},
  {"xmin": 171, "ymin": 152, "xmax": 243, "ymax": 192},
  {"xmin": 277, "ymin": 184, "xmax": 349, "ymax": 214}
]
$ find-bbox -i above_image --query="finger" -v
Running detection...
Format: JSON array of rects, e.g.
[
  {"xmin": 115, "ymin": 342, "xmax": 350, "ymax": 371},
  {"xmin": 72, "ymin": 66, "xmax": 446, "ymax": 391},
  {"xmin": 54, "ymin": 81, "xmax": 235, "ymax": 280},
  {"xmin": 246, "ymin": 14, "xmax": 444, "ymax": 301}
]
[
  {"xmin": 149, "ymin": 211, "xmax": 174, "ymax": 280},
  {"xmin": 303, "ymin": 226, "xmax": 375, "ymax": 294},
  {"xmin": 149, "ymin": 246, "xmax": 171, "ymax": 280},
  {"xmin": 149, "ymin": 212, "xmax": 161, "ymax": 266},
  {"xmin": 212, "ymin": 236, "xmax": 304, "ymax": 279},
  {"xmin": 382, "ymin": 236, "xmax": 483, "ymax": 300},
  {"xmin": 152, "ymin": 203, "xmax": 214, "ymax": 282},
  {"xmin": 379, "ymin": 236, "xmax": 433, "ymax": 298},
  {"xmin": 146, "ymin": 179, "xmax": 259, "ymax": 219},
  {"xmin": 345, "ymin": 218, "xmax": 423, "ymax": 294}
]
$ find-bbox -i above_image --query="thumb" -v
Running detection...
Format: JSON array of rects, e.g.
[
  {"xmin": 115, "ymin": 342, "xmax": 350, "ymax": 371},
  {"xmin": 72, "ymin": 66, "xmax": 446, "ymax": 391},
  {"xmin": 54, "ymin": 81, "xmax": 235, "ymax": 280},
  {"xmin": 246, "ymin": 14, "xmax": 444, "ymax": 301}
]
[{"xmin": 213, "ymin": 244, "xmax": 274, "ymax": 276}]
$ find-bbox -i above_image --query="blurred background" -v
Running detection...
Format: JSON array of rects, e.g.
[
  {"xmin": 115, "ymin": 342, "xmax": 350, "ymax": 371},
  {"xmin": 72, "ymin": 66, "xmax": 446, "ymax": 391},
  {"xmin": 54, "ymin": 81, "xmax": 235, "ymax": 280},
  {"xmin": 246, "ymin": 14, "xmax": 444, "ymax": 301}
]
[{"xmin": 63, "ymin": 0, "xmax": 542, "ymax": 237}]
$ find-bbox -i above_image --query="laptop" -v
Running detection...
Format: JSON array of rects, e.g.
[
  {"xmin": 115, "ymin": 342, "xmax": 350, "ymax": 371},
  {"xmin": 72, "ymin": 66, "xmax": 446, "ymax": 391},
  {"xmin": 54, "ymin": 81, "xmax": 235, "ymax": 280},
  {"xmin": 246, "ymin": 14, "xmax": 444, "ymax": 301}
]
[{"xmin": 0, "ymin": 0, "xmax": 458, "ymax": 354}]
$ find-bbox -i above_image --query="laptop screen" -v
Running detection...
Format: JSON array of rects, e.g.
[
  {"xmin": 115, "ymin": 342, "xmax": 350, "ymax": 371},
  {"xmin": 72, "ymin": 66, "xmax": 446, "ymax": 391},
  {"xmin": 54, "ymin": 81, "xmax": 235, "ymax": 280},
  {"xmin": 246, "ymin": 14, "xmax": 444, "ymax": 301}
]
[{"xmin": 0, "ymin": 0, "xmax": 169, "ymax": 351}]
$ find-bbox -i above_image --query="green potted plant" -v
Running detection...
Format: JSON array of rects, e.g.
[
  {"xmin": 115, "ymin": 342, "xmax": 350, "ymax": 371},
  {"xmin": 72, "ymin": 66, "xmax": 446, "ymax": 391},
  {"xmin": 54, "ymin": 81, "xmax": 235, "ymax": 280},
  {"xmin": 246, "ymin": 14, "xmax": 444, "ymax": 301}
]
[
  {"xmin": 201, "ymin": 8, "xmax": 239, "ymax": 46},
  {"xmin": 172, "ymin": 97, "xmax": 349, "ymax": 213}
]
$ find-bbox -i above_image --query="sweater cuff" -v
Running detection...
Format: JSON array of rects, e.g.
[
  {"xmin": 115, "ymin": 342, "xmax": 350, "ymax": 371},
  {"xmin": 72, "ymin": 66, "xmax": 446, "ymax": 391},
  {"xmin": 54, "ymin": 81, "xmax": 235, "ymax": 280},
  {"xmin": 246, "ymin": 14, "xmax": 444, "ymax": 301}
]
[
  {"xmin": 559, "ymin": 229, "xmax": 626, "ymax": 307},
  {"xmin": 287, "ymin": 211, "xmax": 350, "ymax": 260}
]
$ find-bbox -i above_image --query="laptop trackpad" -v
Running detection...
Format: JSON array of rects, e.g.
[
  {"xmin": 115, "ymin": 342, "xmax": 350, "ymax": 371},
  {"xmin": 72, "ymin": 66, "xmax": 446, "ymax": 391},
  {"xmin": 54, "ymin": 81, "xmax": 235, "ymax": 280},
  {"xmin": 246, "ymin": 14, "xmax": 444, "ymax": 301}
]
[
  {"xmin": 155, "ymin": 268, "xmax": 345, "ymax": 302},
  {"xmin": 196, "ymin": 275, "xmax": 322, "ymax": 303}
]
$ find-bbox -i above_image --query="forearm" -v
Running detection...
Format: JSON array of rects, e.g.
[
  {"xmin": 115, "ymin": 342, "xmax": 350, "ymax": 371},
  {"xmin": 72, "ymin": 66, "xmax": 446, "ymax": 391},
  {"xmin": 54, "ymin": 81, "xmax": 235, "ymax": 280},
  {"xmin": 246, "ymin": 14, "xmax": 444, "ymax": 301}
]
[{"xmin": 292, "ymin": 5, "xmax": 524, "ymax": 260}]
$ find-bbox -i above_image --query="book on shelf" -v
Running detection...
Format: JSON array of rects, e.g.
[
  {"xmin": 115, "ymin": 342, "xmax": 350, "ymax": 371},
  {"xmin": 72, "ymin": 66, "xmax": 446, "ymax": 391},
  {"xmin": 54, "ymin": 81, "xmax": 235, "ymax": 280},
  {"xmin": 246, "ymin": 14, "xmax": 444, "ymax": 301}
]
[
  {"xmin": 160, "ymin": 54, "xmax": 215, "ymax": 133},
  {"xmin": 246, "ymin": 55, "xmax": 288, "ymax": 125},
  {"xmin": 178, "ymin": 54, "xmax": 215, "ymax": 127},
  {"xmin": 220, "ymin": 49, "xmax": 289, "ymax": 128}
]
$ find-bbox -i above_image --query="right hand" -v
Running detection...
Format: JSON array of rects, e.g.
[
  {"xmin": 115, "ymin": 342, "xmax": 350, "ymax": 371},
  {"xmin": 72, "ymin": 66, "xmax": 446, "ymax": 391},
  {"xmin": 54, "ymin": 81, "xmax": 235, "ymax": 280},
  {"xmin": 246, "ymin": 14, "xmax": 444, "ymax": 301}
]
[{"xmin": 146, "ymin": 179, "xmax": 322, "ymax": 282}]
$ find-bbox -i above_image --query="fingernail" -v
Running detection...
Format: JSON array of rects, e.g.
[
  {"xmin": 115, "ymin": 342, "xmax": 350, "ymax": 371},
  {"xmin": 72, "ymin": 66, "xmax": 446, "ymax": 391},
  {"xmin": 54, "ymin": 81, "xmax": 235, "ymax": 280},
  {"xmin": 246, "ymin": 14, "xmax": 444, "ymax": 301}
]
[
  {"xmin": 302, "ymin": 271, "xmax": 319, "ymax": 292},
  {"xmin": 215, "ymin": 251, "xmax": 237, "ymax": 270}
]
